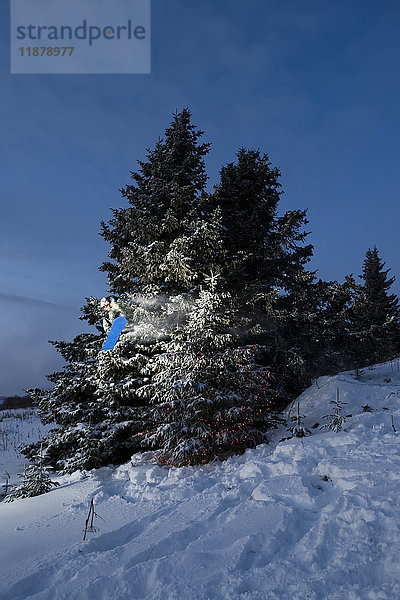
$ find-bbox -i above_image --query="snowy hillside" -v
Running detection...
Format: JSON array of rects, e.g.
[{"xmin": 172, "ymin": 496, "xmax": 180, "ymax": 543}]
[{"xmin": 1, "ymin": 362, "xmax": 400, "ymax": 599}]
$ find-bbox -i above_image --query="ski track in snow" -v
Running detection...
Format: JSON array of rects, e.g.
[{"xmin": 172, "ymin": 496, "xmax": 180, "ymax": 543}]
[{"xmin": 1, "ymin": 362, "xmax": 400, "ymax": 599}]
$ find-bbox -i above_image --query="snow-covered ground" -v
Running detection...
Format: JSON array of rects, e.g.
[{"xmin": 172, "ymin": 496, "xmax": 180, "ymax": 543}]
[
  {"xmin": 1, "ymin": 361, "xmax": 400, "ymax": 600},
  {"xmin": 0, "ymin": 408, "xmax": 52, "ymax": 486}
]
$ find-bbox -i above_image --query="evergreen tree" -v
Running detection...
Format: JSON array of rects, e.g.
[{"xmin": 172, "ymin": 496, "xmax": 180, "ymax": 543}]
[
  {"xmin": 24, "ymin": 298, "xmax": 163, "ymax": 472},
  {"xmin": 23, "ymin": 110, "xmax": 225, "ymax": 472},
  {"xmin": 136, "ymin": 284, "xmax": 281, "ymax": 466},
  {"xmin": 24, "ymin": 325, "xmax": 103, "ymax": 470},
  {"xmin": 100, "ymin": 108, "xmax": 224, "ymax": 295},
  {"xmin": 206, "ymin": 148, "xmax": 313, "ymax": 295},
  {"xmin": 206, "ymin": 148, "xmax": 317, "ymax": 394},
  {"xmin": 6, "ymin": 445, "xmax": 59, "ymax": 501},
  {"xmin": 349, "ymin": 247, "xmax": 400, "ymax": 367},
  {"xmin": 301, "ymin": 276, "xmax": 357, "ymax": 376},
  {"xmin": 359, "ymin": 247, "xmax": 399, "ymax": 325},
  {"xmin": 320, "ymin": 389, "xmax": 347, "ymax": 433}
]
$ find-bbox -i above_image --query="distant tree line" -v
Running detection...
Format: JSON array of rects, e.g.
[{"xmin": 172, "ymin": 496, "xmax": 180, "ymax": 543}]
[
  {"xmin": 1, "ymin": 395, "xmax": 33, "ymax": 410},
  {"xmin": 23, "ymin": 109, "xmax": 400, "ymax": 471}
]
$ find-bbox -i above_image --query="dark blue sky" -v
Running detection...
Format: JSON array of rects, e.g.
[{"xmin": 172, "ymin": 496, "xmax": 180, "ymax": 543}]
[{"xmin": 1, "ymin": 0, "xmax": 400, "ymax": 395}]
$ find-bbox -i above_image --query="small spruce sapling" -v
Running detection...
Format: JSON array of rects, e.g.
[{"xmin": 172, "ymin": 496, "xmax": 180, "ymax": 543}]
[
  {"xmin": 289, "ymin": 403, "xmax": 310, "ymax": 438},
  {"xmin": 354, "ymin": 367, "xmax": 364, "ymax": 380},
  {"xmin": 320, "ymin": 388, "xmax": 347, "ymax": 433},
  {"xmin": 5, "ymin": 444, "xmax": 59, "ymax": 502}
]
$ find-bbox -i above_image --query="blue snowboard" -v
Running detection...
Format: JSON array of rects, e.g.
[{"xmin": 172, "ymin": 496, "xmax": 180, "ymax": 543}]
[{"xmin": 101, "ymin": 316, "xmax": 127, "ymax": 351}]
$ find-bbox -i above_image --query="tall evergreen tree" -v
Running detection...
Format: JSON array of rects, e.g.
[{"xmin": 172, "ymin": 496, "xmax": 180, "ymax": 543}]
[
  {"xmin": 23, "ymin": 110, "xmax": 225, "ymax": 471},
  {"xmin": 206, "ymin": 148, "xmax": 316, "ymax": 394},
  {"xmin": 100, "ymin": 108, "xmax": 224, "ymax": 295},
  {"xmin": 206, "ymin": 148, "xmax": 313, "ymax": 295},
  {"xmin": 348, "ymin": 247, "xmax": 400, "ymax": 367},
  {"xmin": 359, "ymin": 247, "xmax": 399, "ymax": 325}
]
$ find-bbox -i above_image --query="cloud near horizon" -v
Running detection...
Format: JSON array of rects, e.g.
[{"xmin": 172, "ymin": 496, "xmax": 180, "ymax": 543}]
[{"xmin": 0, "ymin": 291, "xmax": 71, "ymax": 310}]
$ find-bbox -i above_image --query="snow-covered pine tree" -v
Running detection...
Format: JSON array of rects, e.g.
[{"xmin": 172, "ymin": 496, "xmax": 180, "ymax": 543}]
[
  {"xmin": 6, "ymin": 445, "xmax": 59, "ymax": 501},
  {"xmin": 320, "ymin": 388, "xmax": 347, "ymax": 433},
  {"xmin": 23, "ymin": 110, "xmax": 225, "ymax": 472},
  {"xmin": 348, "ymin": 247, "xmax": 400, "ymax": 367},
  {"xmin": 100, "ymin": 108, "xmax": 224, "ymax": 296},
  {"xmin": 23, "ymin": 297, "xmax": 171, "ymax": 472},
  {"xmin": 24, "ymin": 329, "xmax": 104, "ymax": 470},
  {"xmin": 136, "ymin": 284, "xmax": 280, "ymax": 466},
  {"xmin": 288, "ymin": 403, "xmax": 310, "ymax": 438}
]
